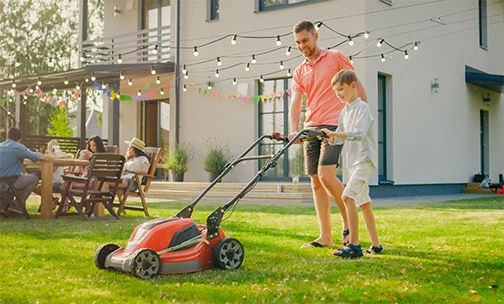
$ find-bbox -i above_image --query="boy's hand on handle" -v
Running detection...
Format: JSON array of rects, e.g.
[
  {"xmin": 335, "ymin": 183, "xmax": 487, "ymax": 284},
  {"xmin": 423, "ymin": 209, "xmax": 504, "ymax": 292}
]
[
  {"xmin": 317, "ymin": 128, "xmax": 334, "ymax": 142},
  {"xmin": 288, "ymin": 131, "xmax": 302, "ymax": 144}
]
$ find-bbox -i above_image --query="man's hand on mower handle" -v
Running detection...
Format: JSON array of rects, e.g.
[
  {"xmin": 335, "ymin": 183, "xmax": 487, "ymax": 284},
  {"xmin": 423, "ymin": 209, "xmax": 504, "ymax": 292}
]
[{"xmin": 288, "ymin": 131, "xmax": 302, "ymax": 144}]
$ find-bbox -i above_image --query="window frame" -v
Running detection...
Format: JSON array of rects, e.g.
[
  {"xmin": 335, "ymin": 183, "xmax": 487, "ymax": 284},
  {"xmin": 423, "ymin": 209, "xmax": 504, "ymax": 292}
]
[
  {"xmin": 207, "ymin": 0, "xmax": 219, "ymax": 21},
  {"xmin": 479, "ymin": 0, "xmax": 488, "ymax": 50},
  {"xmin": 256, "ymin": 0, "xmax": 325, "ymax": 12}
]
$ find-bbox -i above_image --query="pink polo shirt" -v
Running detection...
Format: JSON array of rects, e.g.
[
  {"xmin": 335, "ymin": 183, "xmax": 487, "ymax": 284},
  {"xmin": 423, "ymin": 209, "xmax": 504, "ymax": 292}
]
[{"xmin": 292, "ymin": 49, "xmax": 354, "ymax": 127}]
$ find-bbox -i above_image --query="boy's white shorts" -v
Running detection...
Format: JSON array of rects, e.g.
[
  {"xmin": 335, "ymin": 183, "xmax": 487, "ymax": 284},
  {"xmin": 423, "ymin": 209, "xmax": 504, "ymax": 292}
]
[{"xmin": 343, "ymin": 160, "xmax": 375, "ymax": 207}]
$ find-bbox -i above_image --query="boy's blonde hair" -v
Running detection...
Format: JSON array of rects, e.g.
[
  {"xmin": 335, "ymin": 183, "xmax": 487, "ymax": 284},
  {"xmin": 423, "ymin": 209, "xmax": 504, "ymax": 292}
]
[{"xmin": 331, "ymin": 69, "xmax": 357, "ymax": 87}]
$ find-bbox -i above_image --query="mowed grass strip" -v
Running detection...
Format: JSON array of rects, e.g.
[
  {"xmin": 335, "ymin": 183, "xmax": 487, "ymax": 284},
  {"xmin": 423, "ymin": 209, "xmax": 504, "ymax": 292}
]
[{"xmin": 0, "ymin": 196, "xmax": 502, "ymax": 303}]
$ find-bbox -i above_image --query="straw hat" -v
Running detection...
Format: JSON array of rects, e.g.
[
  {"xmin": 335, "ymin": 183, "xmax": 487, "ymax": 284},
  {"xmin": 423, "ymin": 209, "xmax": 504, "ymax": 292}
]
[{"xmin": 124, "ymin": 137, "xmax": 145, "ymax": 152}]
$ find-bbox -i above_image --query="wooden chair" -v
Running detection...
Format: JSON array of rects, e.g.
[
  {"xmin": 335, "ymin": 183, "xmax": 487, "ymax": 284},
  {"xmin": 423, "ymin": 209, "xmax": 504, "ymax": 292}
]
[
  {"xmin": 114, "ymin": 147, "xmax": 162, "ymax": 217},
  {"xmin": 55, "ymin": 153, "xmax": 125, "ymax": 221},
  {"xmin": 104, "ymin": 145, "xmax": 119, "ymax": 154},
  {"xmin": 0, "ymin": 175, "xmax": 31, "ymax": 219}
]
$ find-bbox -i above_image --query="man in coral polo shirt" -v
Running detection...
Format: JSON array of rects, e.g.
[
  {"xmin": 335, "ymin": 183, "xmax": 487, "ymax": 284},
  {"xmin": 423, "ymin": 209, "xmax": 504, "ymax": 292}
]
[{"xmin": 289, "ymin": 20, "xmax": 368, "ymax": 248}]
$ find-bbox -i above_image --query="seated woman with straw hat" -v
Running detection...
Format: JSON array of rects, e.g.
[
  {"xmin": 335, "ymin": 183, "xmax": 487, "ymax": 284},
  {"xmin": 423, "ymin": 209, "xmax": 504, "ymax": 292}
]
[{"xmin": 115, "ymin": 137, "xmax": 150, "ymax": 191}]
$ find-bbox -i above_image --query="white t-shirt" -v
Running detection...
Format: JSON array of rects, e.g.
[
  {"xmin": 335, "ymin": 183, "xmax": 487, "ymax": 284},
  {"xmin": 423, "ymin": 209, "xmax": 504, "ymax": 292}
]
[{"xmin": 122, "ymin": 156, "xmax": 150, "ymax": 179}]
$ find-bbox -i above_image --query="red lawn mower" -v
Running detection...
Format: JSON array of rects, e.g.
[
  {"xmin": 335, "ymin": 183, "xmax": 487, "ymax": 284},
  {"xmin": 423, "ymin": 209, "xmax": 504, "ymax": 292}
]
[{"xmin": 94, "ymin": 129, "xmax": 326, "ymax": 279}]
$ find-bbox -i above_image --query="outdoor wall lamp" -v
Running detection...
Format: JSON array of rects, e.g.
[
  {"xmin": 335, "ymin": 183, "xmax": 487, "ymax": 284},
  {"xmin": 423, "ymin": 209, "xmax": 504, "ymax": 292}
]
[
  {"xmin": 483, "ymin": 94, "xmax": 491, "ymax": 103},
  {"xmin": 114, "ymin": 5, "xmax": 121, "ymax": 17},
  {"xmin": 431, "ymin": 78, "xmax": 439, "ymax": 93}
]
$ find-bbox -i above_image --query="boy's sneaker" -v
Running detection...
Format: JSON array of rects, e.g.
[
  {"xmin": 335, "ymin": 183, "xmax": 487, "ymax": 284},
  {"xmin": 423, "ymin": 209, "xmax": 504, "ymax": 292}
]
[
  {"xmin": 333, "ymin": 243, "xmax": 363, "ymax": 258},
  {"xmin": 364, "ymin": 245, "xmax": 383, "ymax": 254}
]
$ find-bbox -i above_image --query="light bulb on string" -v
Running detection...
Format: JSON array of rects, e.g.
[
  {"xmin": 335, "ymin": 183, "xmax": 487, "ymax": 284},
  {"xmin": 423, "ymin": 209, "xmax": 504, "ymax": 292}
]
[
  {"xmin": 285, "ymin": 46, "xmax": 291, "ymax": 56},
  {"xmin": 120, "ymin": 70, "xmax": 125, "ymax": 80},
  {"xmin": 193, "ymin": 46, "xmax": 199, "ymax": 56},
  {"xmin": 245, "ymin": 63, "xmax": 250, "ymax": 71},
  {"xmin": 37, "ymin": 77, "xmax": 42, "ymax": 86},
  {"xmin": 35, "ymin": 85, "xmax": 40, "ymax": 90},
  {"xmin": 117, "ymin": 54, "xmax": 123, "ymax": 64},
  {"xmin": 184, "ymin": 72, "xmax": 189, "ymax": 79},
  {"xmin": 404, "ymin": 51, "xmax": 409, "ymax": 59},
  {"xmin": 85, "ymin": 76, "xmax": 89, "ymax": 82},
  {"xmin": 231, "ymin": 34, "xmax": 237, "ymax": 45},
  {"xmin": 151, "ymin": 66, "xmax": 156, "ymax": 75},
  {"xmin": 207, "ymin": 82, "xmax": 212, "ymax": 90},
  {"xmin": 232, "ymin": 78, "xmax": 237, "ymax": 85},
  {"xmin": 15, "ymin": 59, "xmax": 20, "ymax": 67},
  {"xmin": 29, "ymin": 87, "xmax": 34, "ymax": 94},
  {"xmin": 215, "ymin": 69, "xmax": 220, "ymax": 78},
  {"xmin": 76, "ymin": 83, "xmax": 81, "ymax": 90},
  {"xmin": 137, "ymin": 89, "xmax": 142, "ymax": 96},
  {"xmin": 64, "ymin": 77, "xmax": 69, "ymax": 85},
  {"xmin": 53, "ymin": 88, "xmax": 57, "ymax": 94},
  {"xmin": 160, "ymin": 88, "xmax": 165, "ymax": 95},
  {"xmin": 216, "ymin": 57, "xmax": 222, "ymax": 66},
  {"xmin": 287, "ymin": 69, "xmax": 292, "ymax": 77},
  {"xmin": 80, "ymin": 52, "xmax": 85, "ymax": 62},
  {"xmin": 48, "ymin": 57, "xmax": 54, "ymax": 67},
  {"xmin": 156, "ymin": 76, "xmax": 161, "ymax": 84},
  {"xmin": 349, "ymin": 56, "xmax": 353, "ymax": 64},
  {"xmin": 279, "ymin": 61, "xmax": 284, "ymax": 70},
  {"xmin": 182, "ymin": 65, "xmax": 187, "ymax": 74},
  {"xmin": 363, "ymin": 31, "xmax": 370, "ymax": 39},
  {"xmin": 260, "ymin": 75, "xmax": 264, "ymax": 83},
  {"xmin": 251, "ymin": 54, "xmax": 256, "ymax": 64},
  {"xmin": 11, "ymin": 80, "xmax": 16, "ymax": 88},
  {"xmin": 23, "ymin": 94, "xmax": 28, "ymax": 100},
  {"xmin": 381, "ymin": 54, "xmax": 386, "ymax": 62},
  {"xmin": 315, "ymin": 22, "xmax": 323, "ymax": 31},
  {"xmin": 91, "ymin": 72, "xmax": 96, "ymax": 81},
  {"xmin": 377, "ymin": 39, "xmax": 384, "ymax": 47},
  {"xmin": 152, "ymin": 44, "xmax": 158, "ymax": 54},
  {"xmin": 413, "ymin": 42, "xmax": 420, "ymax": 51},
  {"xmin": 128, "ymin": 77, "xmax": 133, "ymax": 86},
  {"xmin": 116, "ymin": 94, "xmax": 121, "ymax": 99},
  {"xmin": 183, "ymin": 84, "xmax": 187, "ymax": 92},
  {"xmin": 348, "ymin": 36, "xmax": 354, "ymax": 46},
  {"xmin": 276, "ymin": 35, "xmax": 282, "ymax": 46}
]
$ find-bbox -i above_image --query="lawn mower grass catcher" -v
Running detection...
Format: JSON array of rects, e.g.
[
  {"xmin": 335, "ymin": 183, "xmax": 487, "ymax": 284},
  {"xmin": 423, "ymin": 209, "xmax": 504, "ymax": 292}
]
[{"xmin": 94, "ymin": 129, "xmax": 326, "ymax": 279}]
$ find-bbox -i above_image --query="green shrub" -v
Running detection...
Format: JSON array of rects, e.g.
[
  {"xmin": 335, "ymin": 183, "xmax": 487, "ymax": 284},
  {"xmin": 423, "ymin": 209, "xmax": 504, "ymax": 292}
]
[
  {"xmin": 203, "ymin": 138, "xmax": 232, "ymax": 174},
  {"xmin": 163, "ymin": 143, "xmax": 190, "ymax": 174}
]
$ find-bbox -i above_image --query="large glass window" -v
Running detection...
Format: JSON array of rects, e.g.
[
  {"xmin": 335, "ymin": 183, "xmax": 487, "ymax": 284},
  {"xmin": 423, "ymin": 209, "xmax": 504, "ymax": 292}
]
[
  {"xmin": 142, "ymin": 0, "xmax": 171, "ymax": 61},
  {"xmin": 257, "ymin": 0, "xmax": 322, "ymax": 11},
  {"xmin": 258, "ymin": 78, "xmax": 307, "ymax": 181},
  {"xmin": 207, "ymin": 0, "xmax": 219, "ymax": 21},
  {"xmin": 479, "ymin": 0, "xmax": 488, "ymax": 49}
]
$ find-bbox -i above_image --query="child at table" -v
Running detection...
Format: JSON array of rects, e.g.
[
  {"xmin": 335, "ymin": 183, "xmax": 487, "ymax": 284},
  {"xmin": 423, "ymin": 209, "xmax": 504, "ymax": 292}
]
[{"xmin": 34, "ymin": 140, "xmax": 64, "ymax": 207}]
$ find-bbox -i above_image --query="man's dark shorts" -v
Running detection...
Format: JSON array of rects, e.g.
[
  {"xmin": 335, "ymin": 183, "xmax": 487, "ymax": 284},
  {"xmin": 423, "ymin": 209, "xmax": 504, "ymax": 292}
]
[{"xmin": 303, "ymin": 125, "xmax": 343, "ymax": 176}]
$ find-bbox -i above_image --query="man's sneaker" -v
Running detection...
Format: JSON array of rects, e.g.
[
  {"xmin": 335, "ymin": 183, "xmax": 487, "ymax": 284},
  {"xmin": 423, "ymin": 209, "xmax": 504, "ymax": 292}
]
[{"xmin": 364, "ymin": 245, "xmax": 383, "ymax": 254}]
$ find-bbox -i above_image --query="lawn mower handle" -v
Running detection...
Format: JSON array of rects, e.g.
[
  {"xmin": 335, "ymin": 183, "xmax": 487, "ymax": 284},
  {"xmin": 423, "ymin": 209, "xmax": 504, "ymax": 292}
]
[{"xmin": 205, "ymin": 128, "xmax": 328, "ymax": 239}]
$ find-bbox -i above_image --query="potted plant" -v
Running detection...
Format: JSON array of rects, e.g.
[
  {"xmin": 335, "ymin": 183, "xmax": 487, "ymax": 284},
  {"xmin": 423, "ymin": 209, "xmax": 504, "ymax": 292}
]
[
  {"xmin": 203, "ymin": 138, "xmax": 232, "ymax": 182},
  {"xmin": 163, "ymin": 143, "xmax": 191, "ymax": 182}
]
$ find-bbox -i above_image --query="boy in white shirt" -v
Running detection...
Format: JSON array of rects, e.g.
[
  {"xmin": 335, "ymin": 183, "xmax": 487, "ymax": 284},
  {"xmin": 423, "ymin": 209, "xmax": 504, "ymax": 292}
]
[{"xmin": 319, "ymin": 69, "xmax": 383, "ymax": 258}]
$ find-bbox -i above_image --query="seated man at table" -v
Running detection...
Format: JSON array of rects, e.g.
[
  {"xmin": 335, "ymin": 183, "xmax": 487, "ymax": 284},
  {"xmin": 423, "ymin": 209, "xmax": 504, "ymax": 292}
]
[{"xmin": 0, "ymin": 127, "xmax": 53, "ymax": 213}]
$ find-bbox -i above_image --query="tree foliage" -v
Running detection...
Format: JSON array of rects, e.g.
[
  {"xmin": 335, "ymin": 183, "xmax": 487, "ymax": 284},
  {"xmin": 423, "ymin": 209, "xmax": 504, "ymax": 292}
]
[{"xmin": 47, "ymin": 105, "xmax": 74, "ymax": 137}]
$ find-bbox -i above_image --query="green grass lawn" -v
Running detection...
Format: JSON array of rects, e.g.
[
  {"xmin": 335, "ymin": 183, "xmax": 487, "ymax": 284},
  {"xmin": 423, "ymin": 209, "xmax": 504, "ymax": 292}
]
[{"xmin": 0, "ymin": 196, "xmax": 502, "ymax": 304}]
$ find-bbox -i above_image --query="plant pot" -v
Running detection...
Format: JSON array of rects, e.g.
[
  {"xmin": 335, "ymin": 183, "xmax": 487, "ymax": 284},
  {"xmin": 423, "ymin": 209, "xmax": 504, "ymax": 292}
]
[
  {"xmin": 208, "ymin": 171, "xmax": 222, "ymax": 183},
  {"xmin": 169, "ymin": 171, "xmax": 184, "ymax": 182}
]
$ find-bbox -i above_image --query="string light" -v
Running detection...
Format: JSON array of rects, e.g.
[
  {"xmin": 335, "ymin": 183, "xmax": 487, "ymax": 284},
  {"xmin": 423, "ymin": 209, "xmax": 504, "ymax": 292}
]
[
  {"xmin": 215, "ymin": 69, "xmax": 220, "ymax": 78},
  {"xmin": 80, "ymin": 53, "xmax": 85, "ymax": 62},
  {"xmin": 287, "ymin": 69, "xmax": 292, "ymax": 77},
  {"xmin": 15, "ymin": 59, "xmax": 20, "ymax": 67},
  {"xmin": 182, "ymin": 65, "xmax": 187, "ymax": 74},
  {"xmin": 363, "ymin": 31, "xmax": 370, "ymax": 39},
  {"xmin": 279, "ymin": 61, "xmax": 284, "ymax": 70},
  {"xmin": 52, "ymin": 88, "xmax": 57, "ymax": 94},
  {"xmin": 23, "ymin": 94, "xmax": 28, "ymax": 100},
  {"xmin": 120, "ymin": 70, "xmax": 125, "ymax": 80},
  {"xmin": 64, "ymin": 77, "xmax": 69, "ymax": 85},
  {"xmin": 11, "ymin": 80, "xmax": 16, "ymax": 88},
  {"xmin": 315, "ymin": 21, "xmax": 323, "ymax": 31},
  {"xmin": 404, "ymin": 51, "xmax": 409, "ymax": 59},
  {"xmin": 377, "ymin": 39, "xmax": 384, "ymax": 47},
  {"xmin": 156, "ymin": 76, "xmax": 160, "ymax": 84},
  {"xmin": 184, "ymin": 72, "xmax": 189, "ymax": 79},
  {"xmin": 183, "ymin": 84, "xmax": 187, "ymax": 92},
  {"xmin": 348, "ymin": 36, "xmax": 354, "ymax": 46},
  {"xmin": 160, "ymin": 88, "xmax": 165, "ymax": 95},
  {"xmin": 231, "ymin": 34, "xmax": 237, "ymax": 45},
  {"xmin": 116, "ymin": 93, "xmax": 121, "ymax": 99},
  {"xmin": 193, "ymin": 46, "xmax": 199, "ymax": 56},
  {"xmin": 381, "ymin": 54, "xmax": 386, "ymax": 62},
  {"xmin": 414, "ymin": 41, "xmax": 420, "ymax": 51},
  {"xmin": 152, "ymin": 44, "xmax": 158, "ymax": 54},
  {"xmin": 91, "ymin": 72, "xmax": 96, "ymax": 81},
  {"xmin": 276, "ymin": 35, "xmax": 282, "ymax": 46},
  {"xmin": 232, "ymin": 78, "xmax": 237, "ymax": 85},
  {"xmin": 207, "ymin": 82, "xmax": 212, "ymax": 90},
  {"xmin": 37, "ymin": 77, "xmax": 42, "ymax": 86},
  {"xmin": 349, "ymin": 55, "xmax": 353, "ymax": 64},
  {"xmin": 251, "ymin": 54, "xmax": 257, "ymax": 64},
  {"xmin": 285, "ymin": 46, "xmax": 291, "ymax": 56},
  {"xmin": 128, "ymin": 77, "xmax": 133, "ymax": 86},
  {"xmin": 48, "ymin": 57, "xmax": 54, "ymax": 67},
  {"xmin": 117, "ymin": 54, "xmax": 123, "ymax": 64},
  {"xmin": 245, "ymin": 63, "xmax": 250, "ymax": 71},
  {"xmin": 260, "ymin": 75, "xmax": 264, "ymax": 83},
  {"xmin": 35, "ymin": 85, "xmax": 40, "ymax": 90},
  {"xmin": 29, "ymin": 87, "xmax": 34, "ymax": 93},
  {"xmin": 216, "ymin": 57, "xmax": 222, "ymax": 66},
  {"xmin": 85, "ymin": 76, "xmax": 89, "ymax": 82},
  {"xmin": 76, "ymin": 83, "xmax": 81, "ymax": 90},
  {"xmin": 151, "ymin": 66, "xmax": 156, "ymax": 75},
  {"xmin": 137, "ymin": 89, "xmax": 142, "ymax": 96}
]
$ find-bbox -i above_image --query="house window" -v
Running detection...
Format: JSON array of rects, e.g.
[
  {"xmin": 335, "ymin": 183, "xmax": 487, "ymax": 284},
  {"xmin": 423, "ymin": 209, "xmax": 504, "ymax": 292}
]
[
  {"xmin": 479, "ymin": 0, "xmax": 488, "ymax": 49},
  {"xmin": 207, "ymin": 0, "xmax": 219, "ymax": 21},
  {"xmin": 142, "ymin": 0, "xmax": 171, "ymax": 61},
  {"xmin": 257, "ymin": 0, "xmax": 323, "ymax": 12},
  {"xmin": 258, "ymin": 77, "xmax": 308, "ymax": 181}
]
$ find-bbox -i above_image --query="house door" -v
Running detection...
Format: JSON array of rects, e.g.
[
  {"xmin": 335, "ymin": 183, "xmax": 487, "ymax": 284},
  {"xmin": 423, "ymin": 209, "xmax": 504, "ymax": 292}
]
[
  {"xmin": 480, "ymin": 110, "xmax": 489, "ymax": 175},
  {"xmin": 142, "ymin": 101, "xmax": 159, "ymax": 147}
]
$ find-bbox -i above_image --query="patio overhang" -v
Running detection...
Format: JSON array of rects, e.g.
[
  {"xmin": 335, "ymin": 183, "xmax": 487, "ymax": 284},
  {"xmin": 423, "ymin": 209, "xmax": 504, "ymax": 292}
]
[
  {"xmin": 0, "ymin": 62, "xmax": 174, "ymax": 92},
  {"xmin": 465, "ymin": 65, "xmax": 504, "ymax": 93}
]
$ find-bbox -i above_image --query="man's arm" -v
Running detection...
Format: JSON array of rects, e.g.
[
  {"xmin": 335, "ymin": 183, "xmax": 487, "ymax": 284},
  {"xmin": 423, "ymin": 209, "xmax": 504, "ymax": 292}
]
[
  {"xmin": 288, "ymin": 91, "xmax": 302, "ymax": 138},
  {"xmin": 356, "ymin": 78, "xmax": 367, "ymax": 102},
  {"xmin": 38, "ymin": 153, "xmax": 55, "ymax": 162}
]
